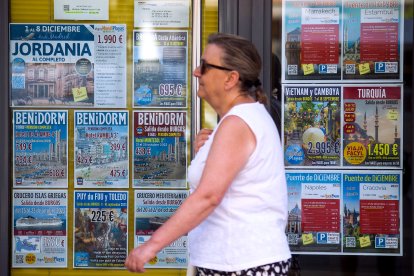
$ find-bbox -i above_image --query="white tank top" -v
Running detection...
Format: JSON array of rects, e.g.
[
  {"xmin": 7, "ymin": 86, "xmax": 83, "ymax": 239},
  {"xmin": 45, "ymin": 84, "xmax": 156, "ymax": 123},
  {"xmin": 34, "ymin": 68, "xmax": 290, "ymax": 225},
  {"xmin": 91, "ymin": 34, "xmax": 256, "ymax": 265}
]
[{"xmin": 187, "ymin": 102, "xmax": 291, "ymax": 271}]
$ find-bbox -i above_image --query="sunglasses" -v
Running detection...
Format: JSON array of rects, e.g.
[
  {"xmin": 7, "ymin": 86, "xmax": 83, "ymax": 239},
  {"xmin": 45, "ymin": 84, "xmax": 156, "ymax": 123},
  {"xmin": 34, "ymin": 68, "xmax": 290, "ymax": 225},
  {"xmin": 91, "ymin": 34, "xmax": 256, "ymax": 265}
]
[{"xmin": 199, "ymin": 59, "xmax": 233, "ymax": 75}]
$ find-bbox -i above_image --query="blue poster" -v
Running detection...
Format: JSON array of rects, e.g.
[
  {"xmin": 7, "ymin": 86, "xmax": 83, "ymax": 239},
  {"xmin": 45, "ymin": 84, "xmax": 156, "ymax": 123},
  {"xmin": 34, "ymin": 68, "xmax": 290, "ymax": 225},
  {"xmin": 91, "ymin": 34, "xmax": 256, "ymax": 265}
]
[
  {"xmin": 13, "ymin": 110, "xmax": 68, "ymax": 188},
  {"xmin": 74, "ymin": 111, "xmax": 129, "ymax": 188},
  {"xmin": 133, "ymin": 30, "xmax": 188, "ymax": 108},
  {"xmin": 74, "ymin": 191, "xmax": 128, "ymax": 268}
]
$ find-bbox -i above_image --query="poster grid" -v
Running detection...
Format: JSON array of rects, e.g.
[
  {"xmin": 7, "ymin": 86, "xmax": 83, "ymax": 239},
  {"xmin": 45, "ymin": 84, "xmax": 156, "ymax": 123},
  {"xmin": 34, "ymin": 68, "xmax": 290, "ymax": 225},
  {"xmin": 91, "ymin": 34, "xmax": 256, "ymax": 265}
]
[
  {"xmin": 281, "ymin": 0, "xmax": 405, "ymax": 256},
  {"xmin": 9, "ymin": 0, "xmax": 195, "ymax": 272}
]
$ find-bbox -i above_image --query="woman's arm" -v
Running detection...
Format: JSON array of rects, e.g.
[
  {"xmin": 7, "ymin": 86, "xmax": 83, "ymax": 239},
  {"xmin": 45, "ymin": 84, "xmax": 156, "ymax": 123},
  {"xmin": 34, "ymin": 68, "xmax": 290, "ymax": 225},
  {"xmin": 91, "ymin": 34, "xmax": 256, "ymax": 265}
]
[{"xmin": 125, "ymin": 115, "xmax": 256, "ymax": 273}]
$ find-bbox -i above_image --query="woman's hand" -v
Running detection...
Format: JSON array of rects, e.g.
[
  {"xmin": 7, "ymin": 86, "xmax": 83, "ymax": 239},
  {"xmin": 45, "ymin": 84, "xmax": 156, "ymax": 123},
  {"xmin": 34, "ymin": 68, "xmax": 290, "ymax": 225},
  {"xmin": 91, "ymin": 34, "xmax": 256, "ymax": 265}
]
[
  {"xmin": 194, "ymin": 128, "xmax": 213, "ymax": 154},
  {"xmin": 124, "ymin": 242, "xmax": 157, "ymax": 273}
]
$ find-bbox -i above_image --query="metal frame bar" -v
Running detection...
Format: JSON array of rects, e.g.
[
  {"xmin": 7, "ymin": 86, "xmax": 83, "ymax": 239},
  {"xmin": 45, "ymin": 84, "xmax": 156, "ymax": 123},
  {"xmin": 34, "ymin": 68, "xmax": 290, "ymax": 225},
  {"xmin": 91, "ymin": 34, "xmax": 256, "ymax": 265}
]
[
  {"xmin": 191, "ymin": 0, "xmax": 202, "ymax": 158},
  {"xmin": 218, "ymin": 0, "xmax": 272, "ymax": 109},
  {"xmin": 0, "ymin": 0, "xmax": 10, "ymax": 274}
]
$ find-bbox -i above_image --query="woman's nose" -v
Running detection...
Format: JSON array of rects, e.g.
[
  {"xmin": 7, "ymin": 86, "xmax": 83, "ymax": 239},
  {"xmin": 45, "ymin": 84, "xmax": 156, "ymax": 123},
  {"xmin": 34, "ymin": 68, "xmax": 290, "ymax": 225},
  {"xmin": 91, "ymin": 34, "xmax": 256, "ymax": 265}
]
[{"xmin": 193, "ymin": 65, "xmax": 201, "ymax": 77}]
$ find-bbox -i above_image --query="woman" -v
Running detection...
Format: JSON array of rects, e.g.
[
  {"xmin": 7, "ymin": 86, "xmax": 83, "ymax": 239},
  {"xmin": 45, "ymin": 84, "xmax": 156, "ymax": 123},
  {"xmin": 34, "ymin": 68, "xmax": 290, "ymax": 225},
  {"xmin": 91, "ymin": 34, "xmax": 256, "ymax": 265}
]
[{"xmin": 125, "ymin": 33, "xmax": 291, "ymax": 275}]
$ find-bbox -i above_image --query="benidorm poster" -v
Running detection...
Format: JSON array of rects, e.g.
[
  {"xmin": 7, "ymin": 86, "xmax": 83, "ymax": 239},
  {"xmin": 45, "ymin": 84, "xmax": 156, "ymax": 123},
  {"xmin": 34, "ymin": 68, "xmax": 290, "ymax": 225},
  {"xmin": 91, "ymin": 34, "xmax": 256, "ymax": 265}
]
[
  {"xmin": 13, "ymin": 110, "xmax": 68, "ymax": 188},
  {"xmin": 74, "ymin": 111, "xmax": 129, "ymax": 188}
]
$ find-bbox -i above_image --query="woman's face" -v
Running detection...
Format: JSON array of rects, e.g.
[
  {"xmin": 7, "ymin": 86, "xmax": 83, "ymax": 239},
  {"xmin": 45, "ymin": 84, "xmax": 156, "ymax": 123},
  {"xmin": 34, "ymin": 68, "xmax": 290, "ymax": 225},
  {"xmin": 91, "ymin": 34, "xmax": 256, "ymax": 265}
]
[{"xmin": 193, "ymin": 44, "xmax": 229, "ymax": 104}]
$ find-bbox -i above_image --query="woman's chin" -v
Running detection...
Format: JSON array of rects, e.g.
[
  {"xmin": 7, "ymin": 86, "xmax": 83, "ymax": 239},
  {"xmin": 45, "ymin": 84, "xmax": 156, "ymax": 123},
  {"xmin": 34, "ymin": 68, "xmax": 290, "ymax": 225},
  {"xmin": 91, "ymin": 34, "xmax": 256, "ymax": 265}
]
[{"xmin": 197, "ymin": 90, "xmax": 205, "ymax": 99}]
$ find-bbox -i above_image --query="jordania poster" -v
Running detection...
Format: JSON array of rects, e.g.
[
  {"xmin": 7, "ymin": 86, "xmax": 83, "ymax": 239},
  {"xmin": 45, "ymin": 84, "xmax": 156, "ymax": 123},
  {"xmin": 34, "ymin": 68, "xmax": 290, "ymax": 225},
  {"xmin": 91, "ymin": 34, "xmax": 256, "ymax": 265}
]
[
  {"xmin": 13, "ymin": 110, "xmax": 68, "ymax": 188},
  {"xmin": 74, "ymin": 111, "xmax": 129, "ymax": 188},
  {"xmin": 133, "ymin": 30, "xmax": 188, "ymax": 108},
  {"xmin": 133, "ymin": 111, "xmax": 187, "ymax": 188},
  {"xmin": 10, "ymin": 23, "xmax": 126, "ymax": 107},
  {"xmin": 12, "ymin": 190, "xmax": 68, "ymax": 267},
  {"xmin": 135, "ymin": 190, "xmax": 188, "ymax": 268},
  {"xmin": 73, "ymin": 191, "xmax": 128, "ymax": 268}
]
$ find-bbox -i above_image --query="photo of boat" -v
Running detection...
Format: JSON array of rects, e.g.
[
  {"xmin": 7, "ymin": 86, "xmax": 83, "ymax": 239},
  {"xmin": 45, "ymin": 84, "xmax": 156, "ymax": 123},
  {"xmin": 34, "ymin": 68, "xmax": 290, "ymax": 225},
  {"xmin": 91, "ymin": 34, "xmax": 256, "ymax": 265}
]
[
  {"xmin": 15, "ymin": 215, "xmax": 64, "ymax": 228},
  {"xmin": 149, "ymin": 216, "xmax": 168, "ymax": 230}
]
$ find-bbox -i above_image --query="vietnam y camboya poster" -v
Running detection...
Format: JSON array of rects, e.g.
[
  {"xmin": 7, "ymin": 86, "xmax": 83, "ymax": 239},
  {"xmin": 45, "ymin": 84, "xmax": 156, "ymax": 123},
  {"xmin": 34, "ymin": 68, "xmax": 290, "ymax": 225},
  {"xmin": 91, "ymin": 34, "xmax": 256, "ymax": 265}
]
[
  {"xmin": 283, "ymin": 85, "xmax": 341, "ymax": 167},
  {"xmin": 133, "ymin": 30, "xmax": 188, "ymax": 108},
  {"xmin": 73, "ymin": 191, "xmax": 128, "ymax": 268},
  {"xmin": 133, "ymin": 111, "xmax": 187, "ymax": 188},
  {"xmin": 13, "ymin": 110, "xmax": 68, "ymax": 188},
  {"xmin": 282, "ymin": 0, "xmax": 342, "ymax": 81},
  {"xmin": 285, "ymin": 171, "xmax": 341, "ymax": 253},
  {"xmin": 342, "ymin": 171, "xmax": 402, "ymax": 255},
  {"xmin": 10, "ymin": 23, "xmax": 127, "ymax": 107},
  {"xmin": 342, "ymin": 85, "xmax": 402, "ymax": 168},
  {"xmin": 135, "ymin": 190, "xmax": 188, "ymax": 268},
  {"xmin": 12, "ymin": 190, "xmax": 68, "ymax": 267},
  {"xmin": 74, "ymin": 111, "xmax": 129, "ymax": 188},
  {"xmin": 342, "ymin": 0, "xmax": 403, "ymax": 81}
]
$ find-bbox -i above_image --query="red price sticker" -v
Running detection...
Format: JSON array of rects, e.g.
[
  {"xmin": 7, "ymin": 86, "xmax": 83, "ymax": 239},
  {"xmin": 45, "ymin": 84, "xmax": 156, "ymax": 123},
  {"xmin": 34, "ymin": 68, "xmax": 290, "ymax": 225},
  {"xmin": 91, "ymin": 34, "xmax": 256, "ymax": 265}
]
[
  {"xmin": 344, "ymin": 103, "xmax": 356, "ymax": 112},
  {"xmin": 344, "ymin": 124, "xmax": 355, "ymax": 134},
  {"xmin": 344, "ymin": 113, "xmax": 355, "ymax": 123}
]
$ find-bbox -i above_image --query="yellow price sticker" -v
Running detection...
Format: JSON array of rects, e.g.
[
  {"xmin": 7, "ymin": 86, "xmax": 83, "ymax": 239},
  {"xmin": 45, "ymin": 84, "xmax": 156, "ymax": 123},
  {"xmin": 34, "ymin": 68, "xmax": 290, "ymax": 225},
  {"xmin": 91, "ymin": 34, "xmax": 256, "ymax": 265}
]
[
  {"xmin": 302, "ymin": 233, "xmax": 314, "ymax": 245},
  {"xmin": 302, "ymin": 64, "xmax": 314, "ymax": 75},
  {"xmin": 359, "ymin": 235, "xmax": 371, "ymax": 248},
  {"xmin": 344, "ymin": 142, "xmax": 367, "ymax": 165},
  {"xmin": 359, "ymin": 63, "xmax": 371, "ymax": 75},
  {"xmin": 25, "ymin": 253, "xmax": 36, "ymax": 264},
  {"xmin": 148, "ymin": 256, "xmax": 158, "ymax": 265},
  {"xmin": 72, "ymin": 87, "xmax": 88, "ymax": 102},
  {"xmin": 387, "ymin": 109, "xmax": 399, "ymax": 120}
]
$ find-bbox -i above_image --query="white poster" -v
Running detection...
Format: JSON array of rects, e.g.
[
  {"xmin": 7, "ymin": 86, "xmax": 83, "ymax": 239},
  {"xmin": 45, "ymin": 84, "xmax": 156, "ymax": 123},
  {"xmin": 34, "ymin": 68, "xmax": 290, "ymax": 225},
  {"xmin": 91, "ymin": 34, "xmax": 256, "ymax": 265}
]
[
  {"xmin": 10, "ymin": 23, "xmax": 127, "ymax": 108},
  {"xmin": 134, "ymin": 0, "xmax": 190, "ymax": 28},
  {"xmin": 54, "ymin": 0, "xmax": 109, "ymax": 20},
  {"xmin": 12, "ymin": 190, "xmax": 68, "ymax": 267}
]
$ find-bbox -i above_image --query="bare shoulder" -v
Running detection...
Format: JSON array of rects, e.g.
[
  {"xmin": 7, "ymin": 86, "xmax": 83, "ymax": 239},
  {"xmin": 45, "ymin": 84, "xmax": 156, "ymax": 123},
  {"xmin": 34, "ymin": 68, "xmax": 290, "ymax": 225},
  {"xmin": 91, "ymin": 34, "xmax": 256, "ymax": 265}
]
[
  {"xmin": 217, "ymin": 115, "xmax": 253, "ymax": 135},
  {"xmin": 212, "ymin": 115, "xmax": 256, "ymax": 155}
]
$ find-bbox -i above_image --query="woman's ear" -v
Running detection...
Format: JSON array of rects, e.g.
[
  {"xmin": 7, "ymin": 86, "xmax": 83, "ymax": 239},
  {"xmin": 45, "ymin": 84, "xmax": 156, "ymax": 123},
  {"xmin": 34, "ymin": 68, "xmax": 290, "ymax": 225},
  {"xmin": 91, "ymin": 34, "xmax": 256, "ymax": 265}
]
[{"xmin": 224, "ymin": 71, "xmax": 240, "ymax": 90}]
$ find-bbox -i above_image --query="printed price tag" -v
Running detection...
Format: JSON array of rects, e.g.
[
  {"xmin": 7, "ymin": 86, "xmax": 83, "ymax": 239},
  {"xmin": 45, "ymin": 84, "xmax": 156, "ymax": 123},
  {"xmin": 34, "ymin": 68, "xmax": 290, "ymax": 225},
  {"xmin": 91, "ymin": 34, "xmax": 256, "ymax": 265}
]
[
  {"xmin": 359, "ymin": 63, "xmax": 371, "ymax": 75},
  {"xmin": 72, "ymin": 87, "xmax": 88, "ymax": 102},
  {"xmin": 302, "ymin": 233, "xmax": 314, "ymax": 245},
  {"xmin": 359, "ymin": 235, "xmax": 371, "ymax": 248},
  {"xmin": 302, "ymin": 64, "xmax": 315, "ymax": 75}
]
